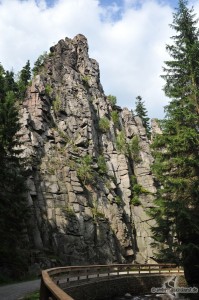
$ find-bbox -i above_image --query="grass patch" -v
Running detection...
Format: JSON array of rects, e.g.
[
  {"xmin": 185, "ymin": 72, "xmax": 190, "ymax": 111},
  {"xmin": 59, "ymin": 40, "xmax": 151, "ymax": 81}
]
[
  {"xmin": 99, "ymin": 116, "xmax": 110, "ymax": 133},
  {"xmin": 129, "ymin": 135, "xmax": 141, "ymax": 163},
  {"xmin": 107, "ymin": 95, "xmax": 117, "ymax": 106},
  {"xmin": 45, "ymin": 84, "xmax": 52, "ymax": 96},
  {"xmin": 115, "ymin": 196, "xmax": 122, "ymax": 205},
  {"xmin": 111, "ymin": 110, "xmax": 120, "ymax": 128},
  {"xmin": 131, "ymin": 196, "xmax": 141, "ymax": 206},
  {"xmin": 52, "ymin": 96, "xmax": 61, "ymax": 112},
  {"xmin": 23, "ymin": 291, "xmax": 39, "ymax": 300},
  {"xmin": 116, "ymin": 131, "xmax": 128, "ymax": 154}
]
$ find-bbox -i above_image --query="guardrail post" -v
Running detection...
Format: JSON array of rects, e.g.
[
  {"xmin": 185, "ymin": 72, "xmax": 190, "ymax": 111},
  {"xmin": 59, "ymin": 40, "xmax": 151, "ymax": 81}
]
[{"xmin": 40, "ymin": 276, "xmax": 52, "ymax": 300}]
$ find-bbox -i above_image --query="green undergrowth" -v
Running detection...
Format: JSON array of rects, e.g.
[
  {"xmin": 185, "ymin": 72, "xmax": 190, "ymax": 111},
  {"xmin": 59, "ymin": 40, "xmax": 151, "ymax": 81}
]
[{"xmin": 23, "ymin": 291, "xmax": 39, "ymax": 300}]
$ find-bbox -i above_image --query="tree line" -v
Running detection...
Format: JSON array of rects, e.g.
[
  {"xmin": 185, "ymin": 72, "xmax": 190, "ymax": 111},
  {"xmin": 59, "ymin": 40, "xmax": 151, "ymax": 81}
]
[
  {"xmin": 0, "ymin": 61, "xmax": 31, "ymax": 280},
  {"xmin": 0, "ymin": 54, "xmax": 48, "ymax": 280},
  {"xmin": 133, "ymin": 0, "xmax": 199, "ymax": 286},
  {"xmin": 149, "ymin": 0, "xmax": 199, "ymax": 285}
]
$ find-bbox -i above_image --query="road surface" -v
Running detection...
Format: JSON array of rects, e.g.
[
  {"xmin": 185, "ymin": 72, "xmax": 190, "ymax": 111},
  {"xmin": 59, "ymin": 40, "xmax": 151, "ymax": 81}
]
[{"xmin": 0, "ymin": 279, "xmax": 40, "ymax": 300}]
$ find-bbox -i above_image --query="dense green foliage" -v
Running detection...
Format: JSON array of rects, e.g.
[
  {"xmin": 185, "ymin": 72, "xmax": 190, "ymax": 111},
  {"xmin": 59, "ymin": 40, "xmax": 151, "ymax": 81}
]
[
  {"xmin": 0, "ymin": 60, "xmax": 31, "ymax": 102},
  {"xmin": 0, "ymin": 66, "xmax": 18, "ymax": 99},
  {"xmin": 150, "ymin": 0, "xmax": 199, "ymax": 284},
  {"xmin": 135, "ymin": 96, "xmax": 150, "ymax": 137},
  {"xmin": 0, "ymin": 63, "xmax": 28, "ymax": 279},
  {"xmin": 4, "ymin": 71, "xmax": 18, "ymax": 95}
]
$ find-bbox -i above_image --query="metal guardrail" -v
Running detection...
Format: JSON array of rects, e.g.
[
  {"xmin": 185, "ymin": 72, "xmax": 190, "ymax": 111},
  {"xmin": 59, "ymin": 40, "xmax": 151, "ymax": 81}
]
[{"xmin": 40, "ymin": 263, "xmax": 184, "ymax": 300}]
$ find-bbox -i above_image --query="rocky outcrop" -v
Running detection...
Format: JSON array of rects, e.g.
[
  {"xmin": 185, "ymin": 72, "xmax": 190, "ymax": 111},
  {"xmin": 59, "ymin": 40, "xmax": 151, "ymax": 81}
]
[{"xmin": 20, "ymin": 34, "xmax": 157, "ymax": 267}]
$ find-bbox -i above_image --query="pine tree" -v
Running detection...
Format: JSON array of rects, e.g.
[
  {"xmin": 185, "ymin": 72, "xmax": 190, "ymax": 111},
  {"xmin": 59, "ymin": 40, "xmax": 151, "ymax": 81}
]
[
  {"xmin": 135, "ymin": 96, "xmax": 150, "ymax": 137},
  {"xmin": 0, "ymin": 68, "xmax": 29, "ymax": 278},
  {"xmin": 150, "ymin": 0, "xmax": 199, "ymax": 285}
]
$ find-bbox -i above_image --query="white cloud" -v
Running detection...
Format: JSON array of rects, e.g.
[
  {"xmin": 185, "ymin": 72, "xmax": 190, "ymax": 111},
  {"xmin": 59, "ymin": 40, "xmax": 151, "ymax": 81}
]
[
  {"xmin": 0, "ymin": 0, "xmax": 177, "ymax": 118},
  {"xmin": 94, "ymin": 0, "xmax": 173, "ymax": 118}
]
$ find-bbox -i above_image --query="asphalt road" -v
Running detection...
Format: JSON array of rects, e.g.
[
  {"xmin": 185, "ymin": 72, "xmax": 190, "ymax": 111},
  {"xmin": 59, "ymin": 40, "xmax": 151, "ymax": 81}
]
[{"xmin": 0, "ymin": 279, "xmax": 40, "ymax": 300}]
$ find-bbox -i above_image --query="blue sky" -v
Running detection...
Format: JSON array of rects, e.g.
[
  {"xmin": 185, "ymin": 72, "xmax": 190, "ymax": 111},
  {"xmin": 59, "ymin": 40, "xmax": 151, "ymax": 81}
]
[
  {"xmin": 45, "ymin": 0, "xmax": 179, "ymax": 9},
  {"xmin": 99, "ymin": 0, "xmax": 179, "ymax": 7},
  {"xmin": 45, "ymin": 0, "xmax": 179, "ymax": 7},
  {"xmin": 0, "ymin": 0, "xmax": 199, "ymax": 118},
  {"xmin": 45, "ymin": 0, "xmax": 56, "ymax": 7}
]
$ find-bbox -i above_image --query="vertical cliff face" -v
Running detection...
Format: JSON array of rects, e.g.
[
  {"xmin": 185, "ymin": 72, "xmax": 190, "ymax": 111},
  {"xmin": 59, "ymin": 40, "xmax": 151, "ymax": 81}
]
[{"xmin": 20, "ymin": 34, "xmax": 157, "ymax": 266}]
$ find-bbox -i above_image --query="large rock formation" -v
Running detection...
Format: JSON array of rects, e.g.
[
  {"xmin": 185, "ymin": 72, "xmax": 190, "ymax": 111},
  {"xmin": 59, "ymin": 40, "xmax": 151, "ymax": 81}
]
[{"xmin": 20, "ymin": 34, "xmax": 157, "ymax": 268}]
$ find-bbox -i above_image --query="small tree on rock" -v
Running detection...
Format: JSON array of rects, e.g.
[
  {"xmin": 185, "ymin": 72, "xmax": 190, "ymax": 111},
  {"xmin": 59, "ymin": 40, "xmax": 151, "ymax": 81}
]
[{"xmin": 135, "ymin": 96, "xmax": 150, "ymax": 137}]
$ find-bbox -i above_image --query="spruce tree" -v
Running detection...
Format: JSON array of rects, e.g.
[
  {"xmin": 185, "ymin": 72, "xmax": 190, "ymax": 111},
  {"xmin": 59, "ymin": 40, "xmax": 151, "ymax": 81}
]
[
  {"xmin": 0, "ymin": 66, "xmax": 29, "ymax": 279},
  {"xmin": 17, "ymin": 60, "xmax": 31, "ymax": 100},
  {"xmin": 4, "ymin": 70, "xmax": 18, "ymax": 94},
  {"xmin": 20, "ymin": 60, "xmax": 31, "ymax": 85},
  {"xmin": 135, "ymin": 96, "xmax": 150, "ymax": 137},
  {"xmin": 0, "ymin": 65, "xmax": 18, "ymax": 97},
  {"xmin": 150, "ymin": 0, "xmax": 199, "ymax": 285},
  {"xmin": 0, "ymin": 64, "xmax": 5, "ymax": 99}
]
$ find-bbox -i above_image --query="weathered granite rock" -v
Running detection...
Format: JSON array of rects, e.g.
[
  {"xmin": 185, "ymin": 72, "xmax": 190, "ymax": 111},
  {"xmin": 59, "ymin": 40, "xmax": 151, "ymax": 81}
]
[{"xmin": 20, "ymin": 34, "xmax": 157, "ymax": 266}]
